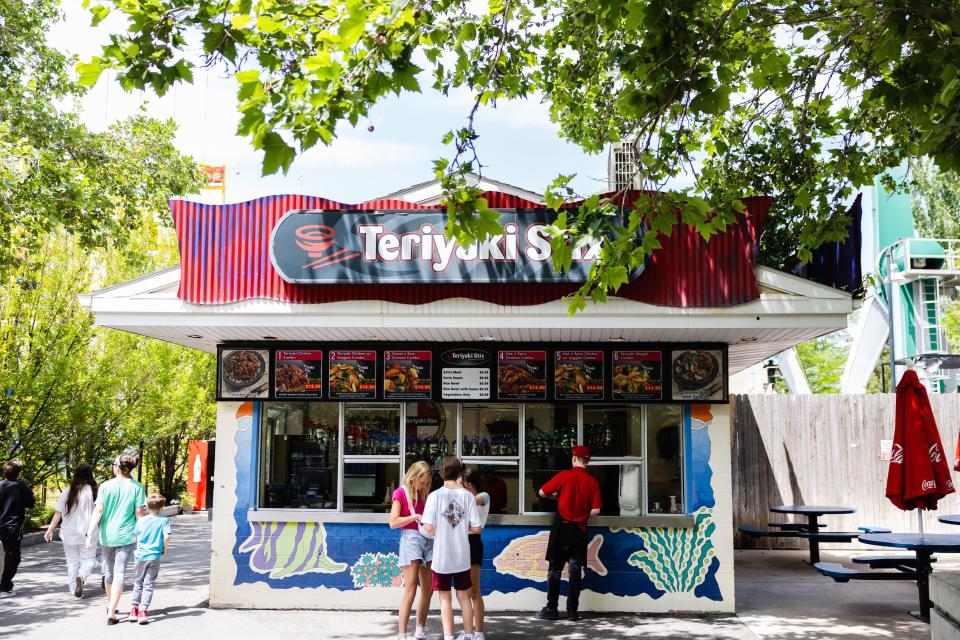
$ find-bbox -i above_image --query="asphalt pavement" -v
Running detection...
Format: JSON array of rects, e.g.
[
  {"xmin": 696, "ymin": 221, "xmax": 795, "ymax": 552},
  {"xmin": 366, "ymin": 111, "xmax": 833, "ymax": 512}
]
[{"xmin": 0, "ymin": 514, "xmax": 939, "ymax": 639}]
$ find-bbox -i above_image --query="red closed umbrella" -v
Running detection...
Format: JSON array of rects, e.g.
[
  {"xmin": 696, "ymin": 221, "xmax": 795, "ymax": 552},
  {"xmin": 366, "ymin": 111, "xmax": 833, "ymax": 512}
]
[{"xmin": 886, "ymin": 369, "xmax": 955, "ymax": 517}]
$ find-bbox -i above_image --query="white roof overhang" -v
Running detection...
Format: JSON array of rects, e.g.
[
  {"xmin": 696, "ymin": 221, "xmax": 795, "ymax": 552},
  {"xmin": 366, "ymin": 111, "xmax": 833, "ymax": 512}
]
[{"xmin": 80, "ymin": 265, "xmax": 851, "ymax": 375}]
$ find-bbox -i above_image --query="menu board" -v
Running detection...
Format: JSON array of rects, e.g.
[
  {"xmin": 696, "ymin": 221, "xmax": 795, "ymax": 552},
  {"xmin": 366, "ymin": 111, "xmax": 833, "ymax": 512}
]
[
  {"xmin": 218, "ymin": 341, "xmax": 728, "ymax": 403},
  {"xmin": 612, "ymin": 351, "xmax": 662, "ymax": 400},
  {"xmin": 219, "ymin": 348, "xmax": 269, "ymax": 399},
  {"xmin": 497, "ymin": 350, "xmax": 547, "ymax": 400},
  {"xmin": 440, "ymin": 348, "xmax": 492, "ymax": 400},
  {"xmin": 671, "ymin": 349, "xmax": 725, "ymax": 401},
  {"xmin": 383, "ymin": 351, "xmax": 432, "ymax": 400},
  {"xmin": 328, "ymin": 350, "xmax": 377, "ymax": 399},
  {"xmin": 442, "ymin": 368, "xmax": 491, "ymax": 399},
  {"xmin": 554, "ymin": 350, "xmax": 604, "ymax": 400},
  {"xmin": 274, "ymin": 350, "xmax": 324, "ymax": 399}
]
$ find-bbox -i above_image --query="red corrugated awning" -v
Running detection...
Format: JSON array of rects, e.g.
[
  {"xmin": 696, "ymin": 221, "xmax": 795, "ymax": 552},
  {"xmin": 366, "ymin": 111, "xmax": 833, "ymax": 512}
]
[{"xmin": 170, "ymin": 192, "xmax": 771, "ymax": 308}]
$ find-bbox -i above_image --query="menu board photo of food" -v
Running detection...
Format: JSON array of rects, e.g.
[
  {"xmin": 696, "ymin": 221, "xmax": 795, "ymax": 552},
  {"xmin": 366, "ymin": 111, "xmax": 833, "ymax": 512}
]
[
  {"xmin": 497, "ymin": 350, "xmax": 547, "ymax": 400},
  {"xmin": 671, "ymin": 349, "xmax": 724, "ymax": 401},
  {"xmin": 274, "ymin": 350, "xmax": 323, "ymax": 399},
  {"xmin": 612, "ymin": 351, "xmax": 663, "ymax": 400},
  {"xmin": 219, "ymin": 348, "xmax": 269, "ymax": 399},
  {"xmin": 554, "ymin": 350, "xmax": 604, "ymax": 400},
  {"xmin": 328, "ymin": 350, "xmax": 377, "ymax": 399},
  {"xmin": 383, "ymin": 351, "xmax": 432, "ymax": 400}
]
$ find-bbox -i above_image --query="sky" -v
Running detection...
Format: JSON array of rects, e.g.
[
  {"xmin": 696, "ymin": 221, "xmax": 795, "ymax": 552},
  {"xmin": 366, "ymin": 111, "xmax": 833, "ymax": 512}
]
[{"xmin": 50, "ymin": 2, "xmax": 610, "ymax": 204}]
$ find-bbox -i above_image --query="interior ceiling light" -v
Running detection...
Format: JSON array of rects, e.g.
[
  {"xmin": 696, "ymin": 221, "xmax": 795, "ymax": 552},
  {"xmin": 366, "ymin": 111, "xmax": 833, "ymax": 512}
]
[
  {"xmin": 478, "ymin": 335, "xmax": 496, "ymax": 341},
  {"xmin": 186, "ymin": 334, "xmax": 203, "ymax": 339},
  {"xmin": 608, "ymin": 336, "xmax": 627, "ymax": 342},
  {"xmin": 359, "ymin": 335, "xmax": 380, "ymax": 340},
  {"xmin": 262, "ymin": 336, "xmax": 279, "ymax": 340}
]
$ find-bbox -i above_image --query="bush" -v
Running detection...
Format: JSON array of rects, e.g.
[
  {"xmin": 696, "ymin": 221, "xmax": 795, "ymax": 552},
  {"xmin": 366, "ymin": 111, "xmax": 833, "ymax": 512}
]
[{"xmin": 26, "ymin": 504, "xmax": 56, "ymax": 531}]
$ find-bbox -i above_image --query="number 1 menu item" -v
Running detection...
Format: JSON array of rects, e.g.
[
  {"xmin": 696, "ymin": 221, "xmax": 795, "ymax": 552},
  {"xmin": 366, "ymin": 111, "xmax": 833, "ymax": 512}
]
[
  {"xmin": 275, "ymin": 350, "xmax": 324, "ymax": 399},
  {"xmin": 497, "ymin": 350, "xmax": 547, "ymax": 400},
  {"xmin": 554, "ymin": 350, "xmax": 604, "ymax": 400},
  {"xmin": 383, "ymin": 351, "xmax": 432, "ymax": 399},
  {"xmin": 612, "ymin": 351, "xmax": 662, "ymax": 400},
  {"xmin": 329, "ymin": 350, "xmax": 377, "ymax": 399}
]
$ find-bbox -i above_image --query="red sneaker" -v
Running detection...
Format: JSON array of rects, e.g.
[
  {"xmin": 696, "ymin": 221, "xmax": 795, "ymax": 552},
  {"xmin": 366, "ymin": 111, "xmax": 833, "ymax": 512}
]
[
  {"xmin": 127, "ymin": 605, "xmax": 139, "ymax": 623},
  {"xmin": 138, "ymin": 609, "xmax": 149, "ymax": 625}
]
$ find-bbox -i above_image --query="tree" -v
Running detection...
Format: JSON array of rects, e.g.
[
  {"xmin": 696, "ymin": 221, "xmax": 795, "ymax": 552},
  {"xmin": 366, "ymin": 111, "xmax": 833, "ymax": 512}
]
[
  {"xmin": 0, "ymin": 217, "xmax": 215, "ymax": 494},
  {"xmin": 912, "ymin": 160, "xmax": 960, "ymax": 240},
  {"xmin": 0, "ymin": 0, "xmax": 203, "ymax": 275},
  {"xmin": 83, "ymin": 0, "xmax": 960, "ymax": 310},
  {"xmin": 794, "ymin": 334, "xmax": 848, "ymax": 394},
  {"xmin": 910, "ymin": 161, "xmax": 960, "ymax": 365}
]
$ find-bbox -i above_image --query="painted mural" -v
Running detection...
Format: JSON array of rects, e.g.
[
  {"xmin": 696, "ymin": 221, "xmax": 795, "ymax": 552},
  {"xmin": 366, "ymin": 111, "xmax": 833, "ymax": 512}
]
[
  {"xmin": 229, "ymin": 402, "xmax": 724, "ymax": 604},
  {"xmin": 493, "ymin": 532, "xmax": 607, "ymax": 582},
  {"xmin": 619, "ymin": 507, "xmax": 715, "ymax": 593},
  {"xmin": 240, "ymin": 521, "xmax": 347, "ymax": 579},
  {"xmin": 351, "ymin": 552, "xmax": 403, "ymax": 588}
]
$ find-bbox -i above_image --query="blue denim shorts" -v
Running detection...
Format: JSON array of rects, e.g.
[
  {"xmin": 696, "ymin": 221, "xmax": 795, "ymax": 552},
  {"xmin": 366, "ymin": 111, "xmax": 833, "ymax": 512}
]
[{"xmin": 398, "ymin": 528, "xmax": 433, "ymax": 567}]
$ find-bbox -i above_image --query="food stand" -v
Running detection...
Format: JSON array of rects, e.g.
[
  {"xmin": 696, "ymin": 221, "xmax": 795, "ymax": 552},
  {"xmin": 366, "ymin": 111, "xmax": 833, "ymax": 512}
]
[{"xmin": 81, "ymin": 182, "xmax": 854, "ymax": 612}]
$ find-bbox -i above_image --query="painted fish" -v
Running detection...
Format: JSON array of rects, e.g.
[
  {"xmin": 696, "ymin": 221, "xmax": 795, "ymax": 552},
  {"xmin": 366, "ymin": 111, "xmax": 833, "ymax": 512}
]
[
  {"xmin": 240, "ymin": 521, "xmax": 347, "ymax": 580},
  {"xmin": 492, "ymin": 531, "xmax": 607, "ymax": 582}
]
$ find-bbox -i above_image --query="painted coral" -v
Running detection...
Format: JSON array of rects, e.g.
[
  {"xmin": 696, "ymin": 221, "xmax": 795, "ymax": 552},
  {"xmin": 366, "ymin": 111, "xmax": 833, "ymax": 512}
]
[
  {"xmin": 622, "ymin": 507, "xmax": 716, "ymax": 593},
  {"xmin": 350, "ymin": 552, "xmax": 403, "ymax": 588}
]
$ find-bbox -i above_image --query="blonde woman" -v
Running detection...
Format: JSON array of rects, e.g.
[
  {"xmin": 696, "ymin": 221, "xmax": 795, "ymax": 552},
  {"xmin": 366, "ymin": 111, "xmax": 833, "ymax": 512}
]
[{"xmin": 389, "ymin": 460, "xmax": 434, "ymax": 640}]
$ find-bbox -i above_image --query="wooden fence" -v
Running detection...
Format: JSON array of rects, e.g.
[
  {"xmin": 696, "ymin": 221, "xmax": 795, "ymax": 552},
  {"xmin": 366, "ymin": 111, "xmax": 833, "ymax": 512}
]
[{"xmin": 732, "ymin": 393, "xmax": 960, "ymax": 549}]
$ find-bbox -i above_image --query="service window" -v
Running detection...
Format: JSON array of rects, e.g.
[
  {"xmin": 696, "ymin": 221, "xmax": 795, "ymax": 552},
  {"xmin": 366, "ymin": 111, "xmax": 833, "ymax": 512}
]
[
  {"xmin": 581, "ymin": 405, "xmax": 684, "ymax": 516},
  {"xmin": 342, "ymin": 404, "xmax": 402, "ymax": 513},
  {"xmin": 463, "ymin": 463, "xmax": 520, "ymax": 515},
  {"xmin": 646, "ymin": 405, "xmax": 684, "ymax": 514},
  {"xmin": 523, "ymin": 404, "xmax": 577, "ymax": 513},
  {"xmin": 461, "ymin": 404, "xmax": 520, "ymax": 457},
  {"xmin": 260, "ymin": 402, "xmax": 339, "ymax": 509},
  {"xmin": 582, "ymin": 405, "xmax": 644, "ymax": 457},
  {"xmin": 404, "ymin": 401, "xmax": 458, "ymax": 466}
]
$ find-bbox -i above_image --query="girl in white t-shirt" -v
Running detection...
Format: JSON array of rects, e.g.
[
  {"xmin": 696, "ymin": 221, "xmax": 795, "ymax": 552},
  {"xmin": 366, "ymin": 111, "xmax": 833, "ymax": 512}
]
[
  {"xmin": 461, "ymin": 469, "xmax": 490, "ymax": 640},
  {"xmin": 44, "ymin": 464, "xmax": 98, "ymax": 597}
]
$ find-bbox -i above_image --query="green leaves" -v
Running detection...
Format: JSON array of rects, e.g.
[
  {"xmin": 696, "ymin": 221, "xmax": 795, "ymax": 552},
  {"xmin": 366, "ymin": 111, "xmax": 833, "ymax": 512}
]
[
  {"xmin": 76, "ymin": 58, "xmax": 106, "ymax": 87},
  {"xmin": 258, "ymin": 131, "xmax": 296, "ymax": 176},
  {"xmin": 80, "ymin": 0, "xmax": 960, "ymax": 310},
  {"xmin": 0, "ymin": 232, "xmax": 215, "ymax": 489}
]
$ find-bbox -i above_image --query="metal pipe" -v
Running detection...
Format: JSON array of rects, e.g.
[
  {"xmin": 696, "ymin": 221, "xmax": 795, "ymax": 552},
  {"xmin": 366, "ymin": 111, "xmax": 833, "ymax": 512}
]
[{"xmin": 887, "ymin": 249, "xmax": 897, "ymax": 392}]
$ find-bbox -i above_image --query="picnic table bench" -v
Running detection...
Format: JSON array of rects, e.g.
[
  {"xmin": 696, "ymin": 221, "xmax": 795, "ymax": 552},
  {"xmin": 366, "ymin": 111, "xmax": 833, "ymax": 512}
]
[
  {"xmin": 815, "ymin": 533, "xmax": 960, "ymax": 623},
  {"xmin": 739, "ymin": 505, "xmax": 890, "ymax": 564}
]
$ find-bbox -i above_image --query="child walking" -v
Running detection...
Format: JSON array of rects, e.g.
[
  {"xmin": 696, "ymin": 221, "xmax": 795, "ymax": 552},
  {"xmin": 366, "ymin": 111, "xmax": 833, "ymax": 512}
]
[
  {"xmin": 421, "ymin": 457, "xmax": 481, "ymax": 640},
  {"xmin": 461, "ymin": 470, "xmax": 490, "ymax": 640},
  {"xmin": 128, "ymin": 494, "xmax": 172, "ymax": 624}
]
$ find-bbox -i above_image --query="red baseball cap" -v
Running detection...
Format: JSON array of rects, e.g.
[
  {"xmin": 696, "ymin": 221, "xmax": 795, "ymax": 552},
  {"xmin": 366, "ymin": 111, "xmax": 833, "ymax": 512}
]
[{"xmin": 572, "ymin": 445, "xmax": 592, "ymax": 460}]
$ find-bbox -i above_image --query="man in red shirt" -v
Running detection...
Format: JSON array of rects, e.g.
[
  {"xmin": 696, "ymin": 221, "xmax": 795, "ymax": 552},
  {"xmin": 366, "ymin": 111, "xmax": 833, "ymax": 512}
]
[{"xmin": 534, "ymin": 445, "xmax": 601, "ymax": 621}]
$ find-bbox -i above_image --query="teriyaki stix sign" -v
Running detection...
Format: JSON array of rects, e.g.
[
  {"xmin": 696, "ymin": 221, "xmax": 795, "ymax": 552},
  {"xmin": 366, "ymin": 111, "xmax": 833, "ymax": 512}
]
[{"xmin": 270, "ymin": 209, "xmax": 644, "ymax": 284}]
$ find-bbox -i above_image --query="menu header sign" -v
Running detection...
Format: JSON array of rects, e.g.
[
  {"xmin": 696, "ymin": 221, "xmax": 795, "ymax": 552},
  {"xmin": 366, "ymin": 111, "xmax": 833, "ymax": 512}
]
[
  {"xmin": 270, "ymin": 209, "xmax": 645, "ymax": 285},
  {"xmin": 217, "ymin": 342, "xmax": 727, "ymax": 404}
]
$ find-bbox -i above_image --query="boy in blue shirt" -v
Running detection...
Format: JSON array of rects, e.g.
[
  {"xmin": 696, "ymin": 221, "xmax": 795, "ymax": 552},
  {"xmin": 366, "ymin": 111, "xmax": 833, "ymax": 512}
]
[{"xmin": 128, "ymin": 494, "xmax": 172, "ymax": 624}]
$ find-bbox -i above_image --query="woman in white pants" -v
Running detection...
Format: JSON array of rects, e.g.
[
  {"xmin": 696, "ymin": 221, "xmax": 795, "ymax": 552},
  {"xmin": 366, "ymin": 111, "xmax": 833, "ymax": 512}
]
[{"xmin": 44, "ymin": 464, "xmax": 98, "ymax": 597}]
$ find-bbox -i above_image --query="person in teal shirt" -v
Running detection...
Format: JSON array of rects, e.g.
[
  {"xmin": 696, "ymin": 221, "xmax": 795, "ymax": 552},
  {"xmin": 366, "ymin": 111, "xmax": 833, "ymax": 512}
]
[{"xmin": 86, "ymin": 453, "xmax": 146, "ymax": 625}]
